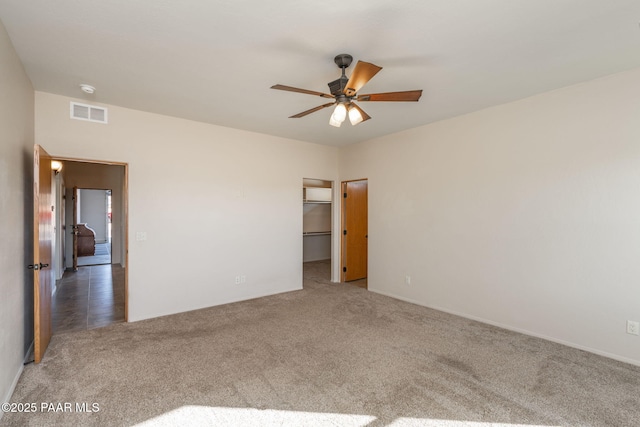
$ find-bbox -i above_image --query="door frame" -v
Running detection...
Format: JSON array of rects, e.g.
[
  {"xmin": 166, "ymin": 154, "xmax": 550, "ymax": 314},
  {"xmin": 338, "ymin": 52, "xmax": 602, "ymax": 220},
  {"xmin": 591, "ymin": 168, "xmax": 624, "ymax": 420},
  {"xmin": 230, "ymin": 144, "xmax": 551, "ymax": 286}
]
[
  {"xmin": 49, "ymin": 155, "xmax": 129, "ymax": 322},
  {"xmin": 72, "ymin": 186, "xmax": 79, "ymax": 271},
  {"xmin": 340, "ymin": 178, "xmax": 368, "ymax": 283}
]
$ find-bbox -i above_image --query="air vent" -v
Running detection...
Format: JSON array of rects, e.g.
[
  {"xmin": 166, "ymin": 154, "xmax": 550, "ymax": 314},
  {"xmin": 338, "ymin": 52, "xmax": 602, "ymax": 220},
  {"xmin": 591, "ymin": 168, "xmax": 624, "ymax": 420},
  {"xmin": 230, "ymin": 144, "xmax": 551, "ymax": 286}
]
[{"xmin": 70, "ymin": 102, "xmax": 108, "ymax": 124}]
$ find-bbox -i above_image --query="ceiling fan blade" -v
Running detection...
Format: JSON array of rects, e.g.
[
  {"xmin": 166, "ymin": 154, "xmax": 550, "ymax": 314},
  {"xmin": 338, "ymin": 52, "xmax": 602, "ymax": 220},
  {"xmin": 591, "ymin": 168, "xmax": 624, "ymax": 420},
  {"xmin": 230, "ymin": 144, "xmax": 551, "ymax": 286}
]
[
  {"xmin": 271, "ymin": 84, "xmax": 335, "ymax": 99},
  {"xmin": 356, "ymin": 90, "xmax": 423, "ymax": 102},
  {"xmin": 350, "ymin": 102, "xmax": 371, "ymax": 124},
  {"xmin": 344, "ymin": 61, "xmax": 382, "ymax": 96},
  {"xmin": 289, "ymin": 102, "xmax": 335, "ymax": 118}
]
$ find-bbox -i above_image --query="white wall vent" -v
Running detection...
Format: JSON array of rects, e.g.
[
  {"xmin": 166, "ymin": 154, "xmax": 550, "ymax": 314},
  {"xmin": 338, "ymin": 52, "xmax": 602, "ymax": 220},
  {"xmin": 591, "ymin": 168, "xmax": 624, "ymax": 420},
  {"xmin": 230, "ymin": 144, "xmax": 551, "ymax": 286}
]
[{"xmin": 70, "ymin": 102, "xmax": 108, "ymax": 124}]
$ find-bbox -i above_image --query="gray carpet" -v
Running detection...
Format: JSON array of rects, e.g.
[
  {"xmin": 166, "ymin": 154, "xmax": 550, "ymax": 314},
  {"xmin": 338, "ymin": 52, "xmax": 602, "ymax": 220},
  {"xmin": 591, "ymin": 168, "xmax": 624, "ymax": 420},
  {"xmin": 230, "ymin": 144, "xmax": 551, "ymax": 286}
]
[{"xmin": 3, "ymin": 261, "xmax": 639, "ymax": 426}]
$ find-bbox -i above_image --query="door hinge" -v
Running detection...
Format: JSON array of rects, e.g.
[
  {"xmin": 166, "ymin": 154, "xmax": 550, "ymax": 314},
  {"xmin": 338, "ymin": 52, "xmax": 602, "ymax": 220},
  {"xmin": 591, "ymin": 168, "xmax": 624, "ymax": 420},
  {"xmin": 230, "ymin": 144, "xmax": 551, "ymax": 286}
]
[
  {"xmin": 343, "ymin": 267, "xmax": 347, "ymax": 272},
  {"xmin": 343, "ymin": 230, "xmax": 347, "ymax": 235},
  {"xmin": 343, "ymin": 192, "xmax": 347, "ymax": 198}
]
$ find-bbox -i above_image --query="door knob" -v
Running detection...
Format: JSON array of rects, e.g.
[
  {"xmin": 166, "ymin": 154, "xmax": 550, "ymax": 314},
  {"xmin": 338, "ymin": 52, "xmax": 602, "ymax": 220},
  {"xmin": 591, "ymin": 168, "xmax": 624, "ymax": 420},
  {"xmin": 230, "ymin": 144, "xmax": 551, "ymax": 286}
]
[{"xmin": 27, "ymin": 263, "xmax": 49, "ymax": 270}]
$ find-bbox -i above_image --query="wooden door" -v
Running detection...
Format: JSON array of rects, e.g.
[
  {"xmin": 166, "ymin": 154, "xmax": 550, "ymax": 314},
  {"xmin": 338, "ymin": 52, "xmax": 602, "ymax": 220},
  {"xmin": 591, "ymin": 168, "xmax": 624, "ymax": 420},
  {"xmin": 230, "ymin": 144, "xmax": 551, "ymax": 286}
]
[
  {"xmin": 342, "ymin": 180, "xmax": 368, "ymax": 281},
  {"xmin": 33, "ymin": 145, "xmax": 54, "ymax": 363},
  {"xmin": 72, "ymin": 186, "xmax": 78, "ymax": 271}
]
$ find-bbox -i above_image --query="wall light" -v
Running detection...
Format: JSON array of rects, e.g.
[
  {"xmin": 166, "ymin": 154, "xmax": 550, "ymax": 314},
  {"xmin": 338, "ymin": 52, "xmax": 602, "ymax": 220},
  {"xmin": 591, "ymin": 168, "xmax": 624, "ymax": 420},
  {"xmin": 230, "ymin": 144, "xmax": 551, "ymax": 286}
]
[{"xmin": 51, "ymin": 160, "xmax": 63, "ymax": 174}]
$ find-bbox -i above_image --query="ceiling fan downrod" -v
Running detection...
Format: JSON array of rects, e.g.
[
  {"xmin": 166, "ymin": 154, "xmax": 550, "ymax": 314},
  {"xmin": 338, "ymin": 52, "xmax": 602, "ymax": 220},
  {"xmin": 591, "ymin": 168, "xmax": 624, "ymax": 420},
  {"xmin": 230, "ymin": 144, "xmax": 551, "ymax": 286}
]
[{"xmin": 329, "ymin": 54, "xmax": 353, "ymax": 97}]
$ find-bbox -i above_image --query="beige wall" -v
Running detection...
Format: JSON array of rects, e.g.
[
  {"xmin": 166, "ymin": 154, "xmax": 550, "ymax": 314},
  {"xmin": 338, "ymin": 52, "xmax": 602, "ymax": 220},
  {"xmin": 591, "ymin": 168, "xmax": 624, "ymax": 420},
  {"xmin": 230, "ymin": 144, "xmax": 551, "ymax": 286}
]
[
  {"xmin": 35, "ymin": 91, "xmax": 340, "ymax": 321},
  {"xmin": 0, "ymin": 19, "xmax": 34, "ymax": 413},
  {"xmin": 340, "ymin": 67, "xmax": 640, "ymax": 365}
]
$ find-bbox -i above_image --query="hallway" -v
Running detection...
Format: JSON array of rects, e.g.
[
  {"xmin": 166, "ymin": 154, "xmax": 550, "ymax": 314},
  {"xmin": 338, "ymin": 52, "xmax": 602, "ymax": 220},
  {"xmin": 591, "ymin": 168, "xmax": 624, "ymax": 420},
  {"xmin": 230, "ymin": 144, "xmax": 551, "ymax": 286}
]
[{"xmin": 52, "ymin": 264, "xmax": 125, "ymax": 334}]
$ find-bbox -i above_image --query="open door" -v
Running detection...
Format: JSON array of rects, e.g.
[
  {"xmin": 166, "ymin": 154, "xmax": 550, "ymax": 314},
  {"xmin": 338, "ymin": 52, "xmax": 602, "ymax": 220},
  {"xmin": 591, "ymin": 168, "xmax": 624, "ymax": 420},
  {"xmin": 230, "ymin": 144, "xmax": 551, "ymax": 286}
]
[
  {"xmin": 342, "ymin": 179, "xmax": 368, "ymax": 282},
  {"xmin": 31, "ymin": 145, "xmax": 54, "ymax": 363}
]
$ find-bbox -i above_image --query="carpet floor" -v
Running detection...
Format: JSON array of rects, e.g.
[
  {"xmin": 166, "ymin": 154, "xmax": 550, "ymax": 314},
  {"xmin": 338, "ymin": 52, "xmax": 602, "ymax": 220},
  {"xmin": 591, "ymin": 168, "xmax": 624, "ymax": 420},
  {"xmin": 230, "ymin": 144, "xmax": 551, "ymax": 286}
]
[{"xmin": 3, "ymin": 261, "xmax": 639, "ymax": 426}]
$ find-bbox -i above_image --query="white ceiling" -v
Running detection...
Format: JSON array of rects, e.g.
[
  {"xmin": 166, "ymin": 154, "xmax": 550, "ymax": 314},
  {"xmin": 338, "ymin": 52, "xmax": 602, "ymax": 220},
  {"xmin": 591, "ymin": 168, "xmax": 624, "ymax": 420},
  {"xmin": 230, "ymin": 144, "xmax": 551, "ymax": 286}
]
[{"xmin": 1, "ymin": 0, "xmax": 639, "ymax": 146}]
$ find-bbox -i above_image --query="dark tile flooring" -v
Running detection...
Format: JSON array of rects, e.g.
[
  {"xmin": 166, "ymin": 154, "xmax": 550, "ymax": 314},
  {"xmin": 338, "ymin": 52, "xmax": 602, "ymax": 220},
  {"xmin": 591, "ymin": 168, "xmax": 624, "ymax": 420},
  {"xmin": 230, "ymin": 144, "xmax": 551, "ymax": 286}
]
[
  {"xmin": 52, "ymin": 264, "xmax": 125, "ymax": 334},
  {"xmin": 303, "ymin": 259, "xmax": 367, "ymax": 288},
  {"xmin": 349, "ymin": 277, "xmax": 368, "ymax": 289}
]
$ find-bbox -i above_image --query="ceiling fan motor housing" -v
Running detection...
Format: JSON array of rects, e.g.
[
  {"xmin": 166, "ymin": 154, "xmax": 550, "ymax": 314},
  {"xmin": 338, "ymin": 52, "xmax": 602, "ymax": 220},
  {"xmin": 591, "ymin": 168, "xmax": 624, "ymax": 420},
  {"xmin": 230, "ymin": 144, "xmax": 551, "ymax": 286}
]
[
  {"xmin": 334, "ymin": 54, "xmax": 353, "ymax": 69},
  {"xmin": 328, "ymin": 76, "xmax": 349, "ymax": 96}
]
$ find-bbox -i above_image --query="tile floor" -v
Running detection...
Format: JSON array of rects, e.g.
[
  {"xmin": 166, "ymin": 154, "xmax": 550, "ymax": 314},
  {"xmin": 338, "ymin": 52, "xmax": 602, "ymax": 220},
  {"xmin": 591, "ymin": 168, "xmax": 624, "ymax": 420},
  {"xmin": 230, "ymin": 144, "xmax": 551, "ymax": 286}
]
[
  {"xmin": 52, "ymin": 264, "xmax": 125, "ymax": 334},
  {"xmin": 77, "ymin": 242, "xmax": 112, "ymax": 266},
  {"xmin": 303, "ymin": 259, "xmax": 367, "ymax": 288}
]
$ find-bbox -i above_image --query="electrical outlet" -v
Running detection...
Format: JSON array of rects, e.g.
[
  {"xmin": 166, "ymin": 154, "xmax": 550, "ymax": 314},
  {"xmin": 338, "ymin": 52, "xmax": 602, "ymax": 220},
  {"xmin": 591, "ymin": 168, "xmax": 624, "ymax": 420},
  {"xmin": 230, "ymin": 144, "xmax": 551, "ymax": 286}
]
[
  {"xmin": 405, "ymin": 275, "xmax": 411, "ymax": 285},
  {"xmin": 627, "ymin": 320, "xmax": 640, "ymax": 336},
  {"xmin": 234, "ymin": 276, "xmax": 241, "ymax": 285}
]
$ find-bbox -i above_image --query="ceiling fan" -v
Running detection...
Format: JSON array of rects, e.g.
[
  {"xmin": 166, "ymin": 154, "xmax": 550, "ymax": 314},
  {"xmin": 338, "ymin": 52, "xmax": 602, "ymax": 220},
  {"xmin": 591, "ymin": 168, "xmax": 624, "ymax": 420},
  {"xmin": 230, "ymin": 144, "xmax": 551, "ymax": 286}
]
[{"xmin": 271, "ymin": 54, "xmax": 423, "ymax": 127}]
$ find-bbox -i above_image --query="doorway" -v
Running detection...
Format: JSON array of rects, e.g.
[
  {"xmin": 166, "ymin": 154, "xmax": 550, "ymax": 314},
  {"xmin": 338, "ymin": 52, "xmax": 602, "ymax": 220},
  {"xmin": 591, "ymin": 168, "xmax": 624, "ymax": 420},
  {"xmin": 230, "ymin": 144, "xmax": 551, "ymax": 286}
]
[
  {"xmin": 32, "ymin": 147, "xmax": 129, "ymax": 362},
  {"xmin": 341, "ymin": 179, "xmax": 368, "ymax": 287},
  {"xmin": 55, "ymin": 160, "xmax": 127, "ymax": 335},
  {"xmin": 302, "ymin": 178, "xmax": 334, "ymax": 284},
  {"xmin": 74, "ymin": 188, "xmax": 113, "ymax": 267}
]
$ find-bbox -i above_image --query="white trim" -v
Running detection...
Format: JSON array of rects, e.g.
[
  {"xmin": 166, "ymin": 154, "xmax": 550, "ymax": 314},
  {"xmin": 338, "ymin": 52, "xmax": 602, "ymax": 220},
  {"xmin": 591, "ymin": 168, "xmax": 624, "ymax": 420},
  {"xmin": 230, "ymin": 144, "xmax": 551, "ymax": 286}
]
[
  {"xmin": 0, "ymin": 342, "xmax": 33, "ymax": 422},
  {"xmin": 369, "ymin": 288, "xmax": 640, "ymax": 367},
  {"xmin": 128, "ymin": 287, "xmax": 302, "ymax": 322}
]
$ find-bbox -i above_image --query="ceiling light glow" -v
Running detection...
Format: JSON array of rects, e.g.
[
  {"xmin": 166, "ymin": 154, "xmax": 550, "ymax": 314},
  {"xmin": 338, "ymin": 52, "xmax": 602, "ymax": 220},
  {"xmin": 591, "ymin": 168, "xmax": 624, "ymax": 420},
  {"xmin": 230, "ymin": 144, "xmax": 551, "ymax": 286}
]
[
  {"xmin": 329, "ymin": 103, "xmax": 347, "ymax": 127},
  {"xmin": 348, "ymin": 105, "xmax": 363, "ymax": 125}
]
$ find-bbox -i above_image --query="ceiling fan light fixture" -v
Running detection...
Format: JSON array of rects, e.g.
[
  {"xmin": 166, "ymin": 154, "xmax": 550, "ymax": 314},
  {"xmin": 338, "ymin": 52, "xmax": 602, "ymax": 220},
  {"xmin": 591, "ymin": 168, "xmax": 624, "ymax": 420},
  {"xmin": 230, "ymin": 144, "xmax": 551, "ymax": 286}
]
[
  {"xmin": 329, "ymin": 103, "xmax": 347, "ymax": 127},
  {"xmin": 271, "ymin": 54, "xmax": 422, "ymax": 127},
  {"xmin": 329, "ymin": 115, "xmax": 342, "ymax": 127},
  {"xmin": 348, "ymin": 105, "xmax": 364, "ymax": 125}
]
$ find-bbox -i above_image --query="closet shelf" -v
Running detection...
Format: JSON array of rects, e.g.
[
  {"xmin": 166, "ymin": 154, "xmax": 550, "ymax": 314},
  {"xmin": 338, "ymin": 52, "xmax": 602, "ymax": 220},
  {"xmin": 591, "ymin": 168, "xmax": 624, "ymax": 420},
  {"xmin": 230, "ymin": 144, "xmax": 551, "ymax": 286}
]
[{"xmin": 303, "ymin": 231, "xmax": 331, "ymax": 236}]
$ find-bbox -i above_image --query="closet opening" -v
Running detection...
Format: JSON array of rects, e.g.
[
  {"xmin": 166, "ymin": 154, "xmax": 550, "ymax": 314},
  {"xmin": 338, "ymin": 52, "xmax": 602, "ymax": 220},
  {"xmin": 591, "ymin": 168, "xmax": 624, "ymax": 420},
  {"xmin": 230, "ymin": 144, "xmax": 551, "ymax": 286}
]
[{"xmin": 302, "ymin": 178, "xmax": 334, "ymax": 285}]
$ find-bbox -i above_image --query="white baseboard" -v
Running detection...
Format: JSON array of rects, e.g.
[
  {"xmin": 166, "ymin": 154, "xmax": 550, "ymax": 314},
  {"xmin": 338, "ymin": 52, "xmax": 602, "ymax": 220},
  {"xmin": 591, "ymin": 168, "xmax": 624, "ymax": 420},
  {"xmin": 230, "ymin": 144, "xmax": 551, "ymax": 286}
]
[
  {"xmin": 0, "ymin": 341, "xmax": 33, "ymax": 423},
  {"xmin": 370, "ymin": 288, "xmax": 640, "ymax": 367}
]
